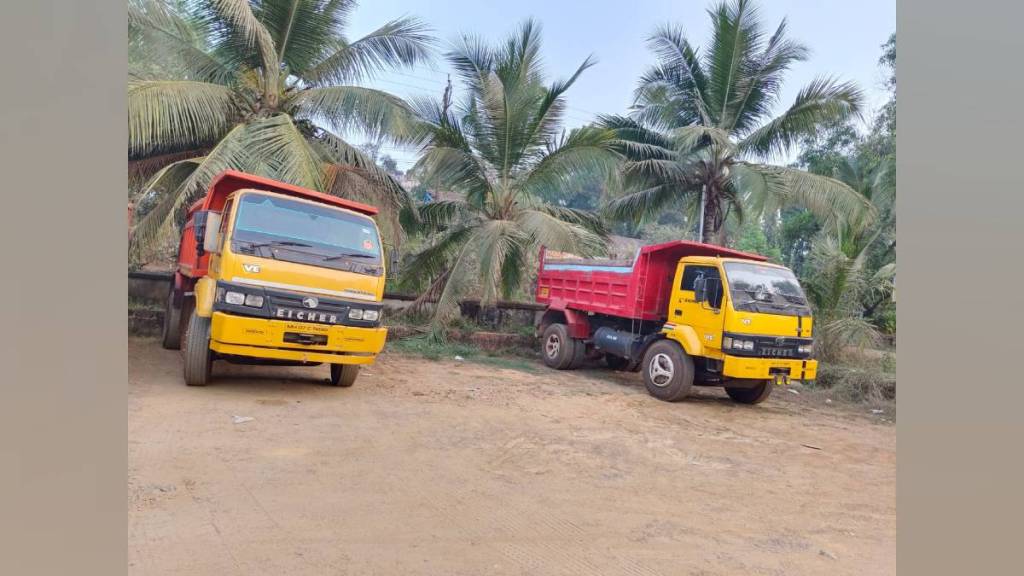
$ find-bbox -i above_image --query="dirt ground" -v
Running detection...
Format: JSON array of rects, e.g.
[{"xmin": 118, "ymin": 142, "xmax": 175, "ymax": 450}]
[{"xmin": 129, "ymin": 337, "xmax": 895, "ymax": 576}]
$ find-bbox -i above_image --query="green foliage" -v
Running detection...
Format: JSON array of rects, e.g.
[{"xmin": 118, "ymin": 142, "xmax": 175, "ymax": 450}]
[
  {"xmin": 128, "ymin": 0, "xmax": 435, "ymax": 263},
  {"xmin": 388, "ymin": 335, "xmax": 538, "ymax": 372},
  {"xmin": 732, "ymin": 219, "xmax": 782, "ymax": 262},
  {"xmin": 812, "ymin": 363, "xmax": 896, "ymax": 404},
  {"xmin": 601, "ymin": 0, "xmax": 870, "ymax": 244},
  {"xmin": 401, "ymin": 20, "xmax": 620, "ymax": 335}
]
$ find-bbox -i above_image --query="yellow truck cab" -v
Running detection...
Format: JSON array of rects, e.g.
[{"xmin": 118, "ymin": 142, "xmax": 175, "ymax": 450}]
[
  {"xmin": 536, "ymin": 241, "xmax": 817, "ymax": 404},
  {"xmin": 162, "ymin": 171, "xmax": 392, "ymax": 388}
]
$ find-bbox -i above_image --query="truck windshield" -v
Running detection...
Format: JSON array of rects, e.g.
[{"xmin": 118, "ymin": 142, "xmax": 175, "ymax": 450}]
[
  {"xmin": 723, "ymin": 262, "xmax": 811, "ymax": 317},
  {"xmin": 231, "ymin": 193, "xmax": 382, "ymax": 273}
]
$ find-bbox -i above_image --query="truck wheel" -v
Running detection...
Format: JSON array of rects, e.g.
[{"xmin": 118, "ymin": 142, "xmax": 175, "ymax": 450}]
[
  {"xmin": 160, "ymin": 290, "xmax": 182, "ymax": 350},
  {"xmin": 604, "ymin": 354, "xmax": 630, "ymax": 371},
  {"xmin": 725, "ymin": 380, "xmax": 773, "ymax": 404},
  {"xmin": 641, "ymin": 340, "xmax": 694, "ymax": 402},
  {"xmin": 567, "ymin": 339, "xmax": 587, "ymax": 369},
  {"xmin": 541, "ymin": 323, "xmax": 577, "ymax": 370},
  {"xmin": 329, "ymin": 364, "xmax": 359, "ymax": 387},
  {"xmin": 183, "ymin": 312, "xmax": 212, "ymax": 387}
]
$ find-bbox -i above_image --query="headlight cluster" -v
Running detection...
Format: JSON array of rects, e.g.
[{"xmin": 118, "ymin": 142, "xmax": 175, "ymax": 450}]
[
  {"xmin": 348, "ymin": 308, "xmax": 381, "ymax": 322},
  {"xmin": 723, "ymin": 337, "xmax": 755, "ymax": 351},
  {"xmin": 217, "ymin": 287, "xmax": 264, "ymax": 308},
  {"xmin": 798, "ymin": 343, "xmax": 813, "ymax": 355}
]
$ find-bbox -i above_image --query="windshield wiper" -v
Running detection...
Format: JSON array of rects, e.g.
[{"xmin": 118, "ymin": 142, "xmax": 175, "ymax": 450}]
[
  {"xmin": 323, "ymin": 251, "xmax": 375, "ymax": 262},
  {"xmin": 243, "ymin": 240, "xmax": 313, "ymax": 249}
]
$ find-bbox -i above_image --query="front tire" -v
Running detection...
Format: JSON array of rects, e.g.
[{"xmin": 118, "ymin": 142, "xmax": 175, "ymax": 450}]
[
  {"xmin": 641, "ymin": 340, "xmax": 694, "ymax": 402},
  {"xmin": 330, "ymin": 364, "xmax": 359, "ymax": 387},
  {"xmin": 183, "ymin": 312, "xmax": 212, "ymax": 387},
  {"xmin": 161, "ymin": 289, "xmax": 182, "ymax": 350},
  {"xmin": 725, "ymin": 380, "xmax": 773, "ymax": 404}
]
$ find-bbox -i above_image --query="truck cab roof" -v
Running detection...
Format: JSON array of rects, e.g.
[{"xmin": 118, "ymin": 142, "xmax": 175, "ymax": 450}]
[{"xmin": 187, "ymin": 170, "xmax": 379, "ymax": 217}]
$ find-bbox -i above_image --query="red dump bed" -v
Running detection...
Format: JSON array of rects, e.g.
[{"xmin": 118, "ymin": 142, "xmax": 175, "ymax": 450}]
[{"xmin": 535, "ymin": 241, "xmax": 766, "ymax": 322}]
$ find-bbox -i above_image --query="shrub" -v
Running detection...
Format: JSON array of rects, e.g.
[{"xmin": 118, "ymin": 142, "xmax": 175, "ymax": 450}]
[{"xmin": 813, "ymin": 364, "xmax": 896, "ymax": 404}]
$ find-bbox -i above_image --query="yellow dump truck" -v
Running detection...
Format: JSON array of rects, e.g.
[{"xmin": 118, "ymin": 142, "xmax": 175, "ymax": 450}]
[
  {"xmin": 535, "ymin": 241, "xmax": 817, "ymax": 404},
  {"xmin": 161, "ymin": 170, "xmax": 392, "ymax": 388}
]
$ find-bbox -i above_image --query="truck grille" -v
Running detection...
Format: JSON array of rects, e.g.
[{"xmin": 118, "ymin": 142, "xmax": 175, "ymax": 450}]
[{"xmin": 722, "ymin": 332, "xmax": 812, "ymax": 359}]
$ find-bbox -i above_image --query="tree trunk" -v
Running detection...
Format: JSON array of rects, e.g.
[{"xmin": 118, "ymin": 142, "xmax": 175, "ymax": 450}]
[{"xmin": 701, "ymin": 185, "xmax": 725, "ymax": 245}]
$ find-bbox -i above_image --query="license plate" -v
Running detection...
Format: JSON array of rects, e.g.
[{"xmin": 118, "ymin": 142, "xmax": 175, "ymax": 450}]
[{"xmin": 272, "ymin": 307, "xmax": 342, "ymax": 325}]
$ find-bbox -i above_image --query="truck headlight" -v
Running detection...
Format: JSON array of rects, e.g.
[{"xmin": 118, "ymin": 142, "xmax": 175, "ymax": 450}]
[
  {"xmin": 723, "ymin": 337, "xmax": 733, "ymax": 349},
  {"xmin": 362, "ymin": 309, "xmax": 380, "ymax": 321},
  {"xmin": 348, "ymin": 308, "xmax": 364, "ymax": 320},
  {"xmin": 798, "ymin": 344, "xmax": 813, "ymax": 355},
  {"xmin": 225, "ymin": 291, "xmax": 245, "ymax": 305},
  {"xmin": 243, "ymin": 294, "xmax": 264, "ymax": 307},
  {"xmin": 742, "ymin": 340, "xmax": 754, "ymax": 351}
]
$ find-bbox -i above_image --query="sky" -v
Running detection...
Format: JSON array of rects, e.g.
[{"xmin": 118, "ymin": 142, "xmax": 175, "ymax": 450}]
[{"xmin": 347, "ymin": 0, "xmax": 896, "ymax": 171}]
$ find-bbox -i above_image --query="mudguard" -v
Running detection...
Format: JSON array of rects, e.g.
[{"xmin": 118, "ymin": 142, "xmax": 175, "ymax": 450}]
[
  {"xmin": 664, "ymin": 324, "xmax": 703, "ymax": 357},
  {"xmin": 194, "ymin": 277, "xmax": 217, "ymax": 317}
]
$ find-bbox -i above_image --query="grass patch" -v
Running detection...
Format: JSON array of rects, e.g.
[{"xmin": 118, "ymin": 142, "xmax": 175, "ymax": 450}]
[
  {"xmin": 805, "ymin": 362, "xmax": 896, "ymax": 415},
  {"xmin": 387, "ymin": 334, "xmax": 540, "ymax": 373}
]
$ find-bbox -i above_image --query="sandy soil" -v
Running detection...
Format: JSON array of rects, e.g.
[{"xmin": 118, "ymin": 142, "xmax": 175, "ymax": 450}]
[{"xmin": 129, "ymin": 337, "xmax": 895, "ymax": 575}]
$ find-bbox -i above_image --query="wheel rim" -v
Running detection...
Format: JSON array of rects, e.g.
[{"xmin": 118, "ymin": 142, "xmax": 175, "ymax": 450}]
[
  {"xmin": 545, "ymin": 334, "xmax": 561, "ymax": 359},
  {"xmin": 648, "ymin": 353, "xmax": 674, "ymax": 387}
]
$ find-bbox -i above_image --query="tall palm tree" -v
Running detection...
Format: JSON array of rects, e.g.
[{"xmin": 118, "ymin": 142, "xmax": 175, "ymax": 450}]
[
  {"xmin": 128, "ymin": 0, "xmax": 434, "ymax": 261},
  {"xmin": 602, "ymin": 0, "xmax": 872, "ymax": 244},
  {"xmin": 401, "ymin": 20, "xmax": 620, "ymax": 331}
]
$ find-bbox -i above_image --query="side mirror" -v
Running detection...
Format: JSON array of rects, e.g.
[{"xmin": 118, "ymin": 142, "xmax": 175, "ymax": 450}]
[
  {"xmin": 192, "ymin": 211, "xmax": 210, "ymax": 257},
  {"xmin": 693, "ymin": 276, "xmax": 706, "ymax": 303},
  {"xmin": 203, "ymin": 212, "xmax": 222, "ymax": 254},
  {"xmin": 702, "ymin": 278, "xmax": 722, "ymax": 310}
]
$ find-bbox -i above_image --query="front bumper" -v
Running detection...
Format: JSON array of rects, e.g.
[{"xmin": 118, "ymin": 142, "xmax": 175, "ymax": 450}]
[
  {"xmin": 722, "ymin": 354, "xmax": 818, "ymax": 382},
  {"xmin": 209, "ymin": 311, "xmax": 387, "ymax": 365}
]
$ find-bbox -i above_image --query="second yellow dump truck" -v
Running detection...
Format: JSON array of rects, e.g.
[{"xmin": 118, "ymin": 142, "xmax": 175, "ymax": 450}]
[{"xmin": 535, "ymin": 241, "xmax": 818, "ymax": 404}]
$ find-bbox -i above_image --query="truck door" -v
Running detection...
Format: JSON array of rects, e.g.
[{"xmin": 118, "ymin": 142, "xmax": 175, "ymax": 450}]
[{"xmin": 671, "ymin": 263, "xmax": 726, "ymax": 353}]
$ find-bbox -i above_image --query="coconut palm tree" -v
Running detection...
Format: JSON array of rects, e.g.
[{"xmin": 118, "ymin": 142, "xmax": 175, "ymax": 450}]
[
  {"xmin": 602, "ymin": 0, "xmax": 872, "ymax": 244},
  {"xmin": 127, "ymin": 0, "xmax": 434, "ymax": 261},
  {"xmin": 400, "ymin": 20, "xmax": 620, "ymax": 331}
]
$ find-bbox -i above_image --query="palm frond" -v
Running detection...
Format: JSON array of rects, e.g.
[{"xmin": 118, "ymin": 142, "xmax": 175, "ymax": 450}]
[
  {"xmin": 128, "ymin": 80, "xmax": 237, "ymax": 157},
  {"xmin": 255, "ymin": 0, "xmax": 356, "ymax": 73},
  {"xmin": 398, "ymin": 225, "xmax": 476, "ymax": 293},
  {"xmin": 208, "ymin": 0, "xmax": 280, "ymax": 89},
  {"xmin": 604, "ymin": 184, "xmax": 694, "ymax": 225},
  {"xmin": 643, "ymin": 24, "xmax": 711, "ymax": 125},
  {"xmin": 739, "ymin": 76, "xmax": 863, "ymax": 159},
  {"xmin": 734, "ymin": 163, "xmax": 874, "ymax": 232},
  {"xmin": 130, "ymin": 123, "xmax": 253, "ymax": 262},
  {"xmin": 128, "ymin": 0, "xmax": 232, "ymax": 83},
  {"xmin": 287, "ymin": 85, "xmax": 418, "ymax": 143},
  {"xmin": 518, "ymin": 126, "xmax": 620, "ymax": 199},
  {"xmin": 515, "ymin": 209, "xmax": 604, "ymax": 256},
  {"xmin": 303, "ymin": 16, "xmax": 434, "ymax": 85},
  {"xmin": 246, "ymin": 114, "xmax": 324, "ymax": 190}
]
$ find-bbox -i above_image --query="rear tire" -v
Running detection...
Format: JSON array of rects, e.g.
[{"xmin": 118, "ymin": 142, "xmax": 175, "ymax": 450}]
[
  {"xmin": 641, "ymin": 340, "xmax": 694, "ymax": 402},
  {"xmin": 329, "ymin": 364, "xmax": 359, "ymax": 387},
  {"xmin": 567, "ymin": 339, "xmax": 587, "ymax": 369},
  {"xmin": 161, "ymin": 289, "xmax": 182, "ymax": 350},
  {"xmin": 183, "ymin": 312, "xmax": 212, "ymax": 387},
  {"xmin": 725, "ymin": 380, "xmax": 773, "ymax": 404},
  {"xmin": 541, "ymin": 323, "xmax": 577, "ymax": 370}
]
